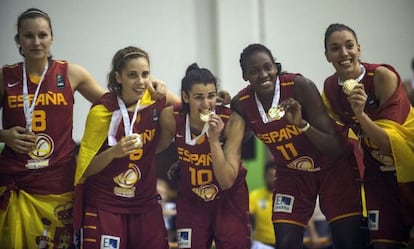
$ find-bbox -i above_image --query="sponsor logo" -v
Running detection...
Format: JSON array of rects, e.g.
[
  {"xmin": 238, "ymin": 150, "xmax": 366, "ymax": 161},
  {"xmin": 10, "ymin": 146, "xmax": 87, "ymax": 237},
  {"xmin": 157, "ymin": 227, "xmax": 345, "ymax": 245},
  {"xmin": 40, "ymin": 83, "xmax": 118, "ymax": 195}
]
[
  {"xmin": 177, "ymin": 228, "xmax": 192, "ymax": 248},
  {"xmin": 367, "ymin": 210, "xmax": 379, "ymax": 231},
  {"xmin": 101, "ymin": 235, "xmax": 120, "ymax": 249},
  {"xmin": 274, "ymin": 193, "xmax": 294, "ymax": 213}
]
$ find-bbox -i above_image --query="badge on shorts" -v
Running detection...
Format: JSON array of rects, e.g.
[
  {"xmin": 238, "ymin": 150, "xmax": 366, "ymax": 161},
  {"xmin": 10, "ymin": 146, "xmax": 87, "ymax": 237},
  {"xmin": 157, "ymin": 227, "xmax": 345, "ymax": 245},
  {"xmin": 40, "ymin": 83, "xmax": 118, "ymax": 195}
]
[
  {"xmin": 101, "ymin": 235, "xmax": 120, "ymax": 249},
  {"xmin": 177, "ymin": 228, "xmax": 192, "ymax": 248},
  {"xmin": 274, "ymin": 193, "xmax": 294, "ymax": 213},
  {"xmin": 368, "ymin": 210, "xmax": 379, "ymax": 231}
]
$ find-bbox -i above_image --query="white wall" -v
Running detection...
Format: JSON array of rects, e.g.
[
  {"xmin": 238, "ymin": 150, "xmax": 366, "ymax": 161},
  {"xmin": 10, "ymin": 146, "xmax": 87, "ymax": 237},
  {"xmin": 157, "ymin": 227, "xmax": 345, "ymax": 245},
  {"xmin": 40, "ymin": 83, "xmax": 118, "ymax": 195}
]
[{"xmin": 1, "ymin": 0, "xmax": 413, "ymax": 142}]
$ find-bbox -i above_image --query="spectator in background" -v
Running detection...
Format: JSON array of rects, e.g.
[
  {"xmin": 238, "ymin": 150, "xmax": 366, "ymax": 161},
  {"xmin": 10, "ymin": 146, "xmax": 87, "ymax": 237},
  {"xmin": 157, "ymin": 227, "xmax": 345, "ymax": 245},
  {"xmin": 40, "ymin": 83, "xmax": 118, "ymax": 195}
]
[
  {"xmin": 250, "ymin": 161, "xmax": 276, "ymax": 249},
  {"xmin": 157, "ymin": 178, "xmax": 177, "ymax": 243}
]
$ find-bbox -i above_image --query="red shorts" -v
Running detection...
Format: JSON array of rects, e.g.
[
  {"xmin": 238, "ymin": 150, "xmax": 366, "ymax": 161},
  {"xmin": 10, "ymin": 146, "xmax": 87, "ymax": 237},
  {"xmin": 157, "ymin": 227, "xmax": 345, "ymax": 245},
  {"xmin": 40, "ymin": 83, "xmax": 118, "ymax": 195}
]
[
  {"xmin": 176, "ymin": 183, "xmax": 250, "ymax": 249},
  {"xmin": 272, "ymin": 155, "xmax": 361, "ymax": 226},
  {"xmin": 364, "ymin": 168, "xmax": 413, "ymax": 244},
  {"xmin": 81, "ymin": 204, "xmax": 169, "ymax": 249}
]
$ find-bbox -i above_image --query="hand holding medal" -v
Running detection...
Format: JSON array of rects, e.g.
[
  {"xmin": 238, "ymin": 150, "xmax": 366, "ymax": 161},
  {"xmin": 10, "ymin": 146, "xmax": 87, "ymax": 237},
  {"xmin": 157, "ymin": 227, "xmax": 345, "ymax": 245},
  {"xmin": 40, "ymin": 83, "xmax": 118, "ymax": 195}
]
[{"xmin": 278, "ymin": 98, "xmax": 309, "ymax": 132}]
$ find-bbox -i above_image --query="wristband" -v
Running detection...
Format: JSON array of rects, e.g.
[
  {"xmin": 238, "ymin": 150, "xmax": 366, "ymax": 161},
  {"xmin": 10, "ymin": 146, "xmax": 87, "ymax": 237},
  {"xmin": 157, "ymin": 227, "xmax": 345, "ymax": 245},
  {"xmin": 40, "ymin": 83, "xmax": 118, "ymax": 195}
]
[{"xmin": 298, "ymin": 122, "xmax": 310, "ymax": 132}]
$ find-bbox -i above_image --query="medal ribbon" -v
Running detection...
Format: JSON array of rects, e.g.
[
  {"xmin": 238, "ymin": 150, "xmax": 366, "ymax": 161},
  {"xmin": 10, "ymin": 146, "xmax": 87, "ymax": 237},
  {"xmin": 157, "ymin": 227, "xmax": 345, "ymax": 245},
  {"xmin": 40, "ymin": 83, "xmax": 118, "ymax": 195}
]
[
  {"xmin": 117, "ymin": 97, "xmax": 141, "ymax": 137},
  {"xmin": 23, "ymin": 62, "xmax": 49, "ymax": 132},
  {"xmin": 185, "ymin": 114, "xmax": 210, "ymax": 146},
  {"xmin": 254, "ymin": 76, "xmax": 280, "ymax": 123}
]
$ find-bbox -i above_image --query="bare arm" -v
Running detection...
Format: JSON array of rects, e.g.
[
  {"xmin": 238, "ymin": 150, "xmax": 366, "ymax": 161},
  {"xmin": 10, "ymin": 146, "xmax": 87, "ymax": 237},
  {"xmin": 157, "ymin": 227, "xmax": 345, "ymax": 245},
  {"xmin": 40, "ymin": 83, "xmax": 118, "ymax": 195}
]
[
  {"xmin": 349, "ymin": 66, "xmax": 397, "ymax": 155},
  {"xmin": 284, "ymin": 75, "xmax": 341, "ymax": 159},
  {"xmin": 68, "ymin": 63, "xmax": 106, "ymax": 103},
  {"xmin": 166, "ymin": 91, "xmax": 181, "ymax": 106},
  {"xmin": 156, "ymin": 106, "xmax": 176, "ymax": 154},
  {"xmin": 208, "ymin": 111, "xmax": 245, "ymax": 190}
]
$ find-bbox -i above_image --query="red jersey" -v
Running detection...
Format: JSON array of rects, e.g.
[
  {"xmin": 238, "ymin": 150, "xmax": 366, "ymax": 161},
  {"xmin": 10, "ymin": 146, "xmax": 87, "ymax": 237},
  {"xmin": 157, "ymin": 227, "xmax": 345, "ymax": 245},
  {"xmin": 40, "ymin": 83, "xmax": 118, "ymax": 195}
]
[
  {"xmin": 173, "ymin": 105, "xmax": 247, "ymax": 202},
  {"xmin": 82, "ymin": 92, "xmax": 166, "ymax": 214},
  {"xmin": 1, "ymin": 60, "xmax": 75, "ymax": 194},
  {"xmin": 237, "ymin": 73, "xmax": 332, "ymax": 172}
]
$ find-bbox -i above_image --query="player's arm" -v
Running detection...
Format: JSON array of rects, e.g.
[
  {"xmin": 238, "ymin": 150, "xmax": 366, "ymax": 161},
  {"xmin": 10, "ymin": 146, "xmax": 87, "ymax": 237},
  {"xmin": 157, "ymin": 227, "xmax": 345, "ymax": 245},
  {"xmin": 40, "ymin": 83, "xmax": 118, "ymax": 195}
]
[
  {"xmin": 292, "ymin": 75, "xmax": 342, "ymax": 158},
  {"xmin": 156, "ymin": 106, "xmax": 176, "ymax": 154},
  {"xmin": 209, "ymin": 112, "xmax": 245, "ymax": 190},
  {"xmin": 68, "ymin": 63, "xmax": 106, "ymax": 104}
]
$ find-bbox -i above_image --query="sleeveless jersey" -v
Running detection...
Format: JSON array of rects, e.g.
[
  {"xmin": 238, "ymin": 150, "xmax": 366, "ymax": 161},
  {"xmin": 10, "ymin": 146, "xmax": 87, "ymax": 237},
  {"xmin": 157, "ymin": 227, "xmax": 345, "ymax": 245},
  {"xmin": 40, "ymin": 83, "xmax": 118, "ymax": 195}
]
[
  {"xmin": 83, "ymin": 92, "xmax": 166, "ymax": 214},
  {"xmin": 173, "ymin": 105, "xmax": 247, "ymax": 202},
  {"xmin": 237, "ymin": 73, "xmax": 331, "ymax": 172},
  {"xmin": 1, "ymin": 60, "xmax": 75, "ymax": 193},
  {"xmin": 323, "ymin": 62, "xmax": 411, "ymax": 171}
]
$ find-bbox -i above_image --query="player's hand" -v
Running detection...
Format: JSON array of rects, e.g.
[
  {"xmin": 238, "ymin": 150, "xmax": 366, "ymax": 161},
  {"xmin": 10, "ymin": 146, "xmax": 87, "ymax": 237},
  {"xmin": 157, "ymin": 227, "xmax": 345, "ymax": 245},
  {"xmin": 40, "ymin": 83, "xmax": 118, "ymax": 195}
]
[
  {"xmin": 280, "ymin": 98, "xmax": 304, "ymax": 127},
  {"xmin": 217, "ymin": 90, "xmax": 231, "ymax": 105},
  {"xmin": 347, "ymin": 84, "xmax": 367, "ymax": 118},
  {"xmin": 147, "ymin": 77, "xmax": 167, "ymax": 100},
  {"xmin": 0, "ymin": 126, "xmax": 36, "ymax": 154}
]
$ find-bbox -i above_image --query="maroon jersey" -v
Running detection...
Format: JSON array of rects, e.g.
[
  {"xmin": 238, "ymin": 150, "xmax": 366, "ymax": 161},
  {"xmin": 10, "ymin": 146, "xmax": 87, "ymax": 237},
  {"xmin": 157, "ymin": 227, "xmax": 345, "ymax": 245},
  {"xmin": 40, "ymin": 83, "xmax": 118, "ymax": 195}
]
[
  {"xmin": 83, "ymin": 92, "xmax": 166, "ymax": 214},
  {"xmin": 237, "ymin": 73, "xmax": 332, "ymax": 172},
  {"xmin": 1, "ymin": 60, "xmax": 75, "ymax": 194}
]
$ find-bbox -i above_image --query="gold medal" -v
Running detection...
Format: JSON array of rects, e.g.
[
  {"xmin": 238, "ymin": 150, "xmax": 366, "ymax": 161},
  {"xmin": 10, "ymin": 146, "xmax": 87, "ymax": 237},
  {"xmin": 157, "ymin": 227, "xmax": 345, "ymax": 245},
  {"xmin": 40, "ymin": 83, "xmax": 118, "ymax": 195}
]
[
  {"xmin": 268, "ymin": 106, "xmax": 285, "ymax": 120},
  {"xmin": 200, "ymin": 110, "xmax": 212, "ymax": 122},
  {"xmin": 134, "ymin": 134, "xmax": 143, "ymax": 148},
  {"xmin": 343, "ymin": 79, "xmax": 358, "ymax": 95}
]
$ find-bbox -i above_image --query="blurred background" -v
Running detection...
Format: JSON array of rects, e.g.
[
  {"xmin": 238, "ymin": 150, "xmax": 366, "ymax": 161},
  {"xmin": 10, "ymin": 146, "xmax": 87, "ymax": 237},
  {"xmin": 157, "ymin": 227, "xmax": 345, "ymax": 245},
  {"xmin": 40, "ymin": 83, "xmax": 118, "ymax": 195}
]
[{"xmin": 1, "ymin": 0, "xmax": 414, "ymax": 189}]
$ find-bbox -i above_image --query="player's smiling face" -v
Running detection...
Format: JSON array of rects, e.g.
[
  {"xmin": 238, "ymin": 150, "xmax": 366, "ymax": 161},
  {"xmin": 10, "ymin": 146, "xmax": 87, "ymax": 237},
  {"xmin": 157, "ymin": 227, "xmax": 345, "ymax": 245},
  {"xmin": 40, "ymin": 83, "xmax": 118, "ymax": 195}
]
[
  {"xmin": 325, "ymin": 30, "xmax": 361, "ymax": 81},
  {"xmin": 116, "ymin": 57, "xmax": 150, "ymax": 106},
  {"xmin": 243, "ymin": 51, "xmax": 278, "ymax": 97}
]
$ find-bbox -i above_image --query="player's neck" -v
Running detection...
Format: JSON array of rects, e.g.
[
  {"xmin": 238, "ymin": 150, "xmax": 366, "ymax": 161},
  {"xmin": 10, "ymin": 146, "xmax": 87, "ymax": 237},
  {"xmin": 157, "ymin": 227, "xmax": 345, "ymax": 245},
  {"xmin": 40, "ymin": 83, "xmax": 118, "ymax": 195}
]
[{"xmin": 24, "ymin": 58, "xmax": 48, "ymax": 76}]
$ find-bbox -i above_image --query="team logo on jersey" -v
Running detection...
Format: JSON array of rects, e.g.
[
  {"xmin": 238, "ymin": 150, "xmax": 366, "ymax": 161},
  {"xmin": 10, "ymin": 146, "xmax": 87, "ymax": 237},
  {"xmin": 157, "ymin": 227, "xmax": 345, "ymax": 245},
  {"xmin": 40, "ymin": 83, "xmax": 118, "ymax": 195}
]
[
  {"xmin": 26, "ymin": 133, "xmax": 54, "ymax": 169},
  {"xmin": 29, "ymin": 133, "xmax": 54, "ymax": 159},
  {"xmin": 113, "ymin": 163, "xmax": 141, "ymax": 198},
  {"xmin": 101, "ymin": 235, "xmax": 120, "ymax": 249},
  {"xmin": 177, "ymin": 228, "xmax": 192, "ymax": 248},
  {"xmin": 192, "ymin": 183, "xmax": 219, "ymax": 201},
  {"xmin": 367, "ymin": 210, "xmax": 379, "ymax": 231},
  {"xmin": 274, "ymin": 193, "xmax": 294, "ymax": 213},
  {"xmin": 286, "ymin": 156, "xmax": 319, "ymax": 172},
  {"xmin": 56, "ymin": 74, "xmax": 65, "ymax": 88}
]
